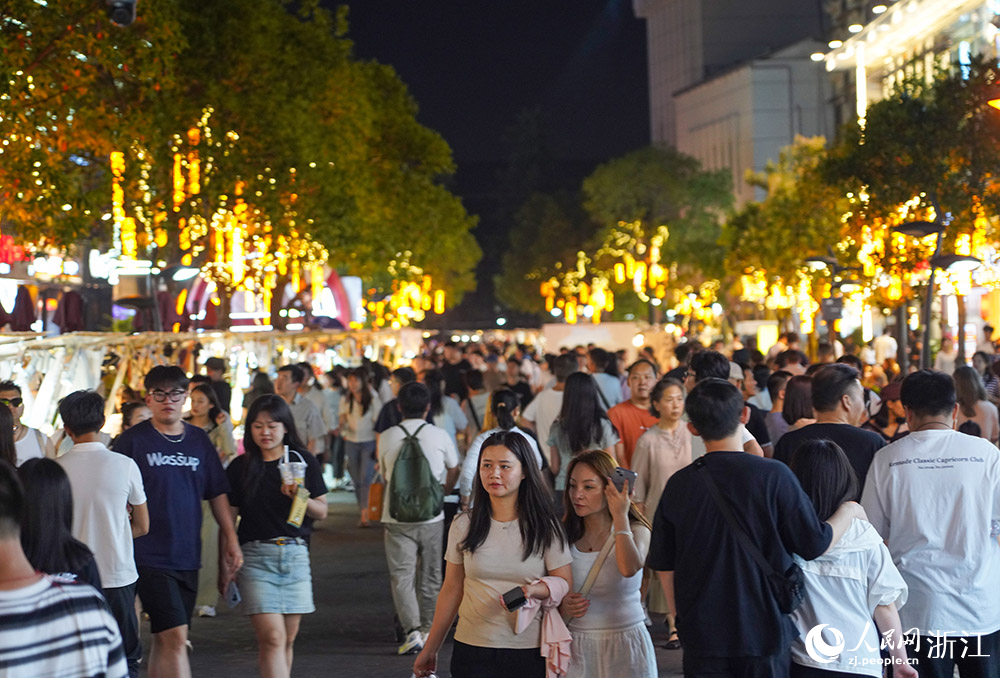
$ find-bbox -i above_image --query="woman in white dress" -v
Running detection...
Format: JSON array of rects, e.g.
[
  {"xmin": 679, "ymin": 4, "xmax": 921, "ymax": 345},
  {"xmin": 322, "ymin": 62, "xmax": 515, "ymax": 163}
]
[{"xmin": 560, "ymin": 450, "xmax": 656, "ymax": 678}]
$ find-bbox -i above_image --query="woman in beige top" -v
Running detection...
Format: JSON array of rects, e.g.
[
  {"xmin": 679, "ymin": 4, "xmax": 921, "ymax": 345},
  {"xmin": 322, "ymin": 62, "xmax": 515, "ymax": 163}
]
[{"xmin": 954, "ymin": 366, "xmax": 1000, "ymax": 444}]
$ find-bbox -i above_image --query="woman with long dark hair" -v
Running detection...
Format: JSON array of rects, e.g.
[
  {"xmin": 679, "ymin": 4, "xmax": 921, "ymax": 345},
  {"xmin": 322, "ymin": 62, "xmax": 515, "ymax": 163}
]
[
  {"xmin": 0, "ymin": 406, "xmax": 16, "ymax": 467},
  {"xmin": 413, "ymin": 431, "xmax": 571, "ymax": 678},
  {"xmin": 954, "ymin": 365, "xmax": 999, "ymax": 444},
  {"xmin": 788, "ymin": 440, "xmax": 914, "ymax": 678},
  {"xmin": 18, "ymin": 457, "xmax": 101, "ymax": 588},
  {"xmin": 548, "ymin": 373, "xmax": 619, "ymax": 495},
  {"xmin": 339, "ymin": 367, "xmax": 381, "ymax": 526},
  {"xmin": 226, "ymin": 394, "xmax": 328, "ymax": 678},
  {"xmin": 782, "ymin": 375, "xmax": 816, "ymax": 432},
  {"xmin": 458, "ymin": 389, "xmax": 544, "ymax": 508},
  {"xmin": 560, "ymin": 450, "xmax": 656, "ymax": 677}
]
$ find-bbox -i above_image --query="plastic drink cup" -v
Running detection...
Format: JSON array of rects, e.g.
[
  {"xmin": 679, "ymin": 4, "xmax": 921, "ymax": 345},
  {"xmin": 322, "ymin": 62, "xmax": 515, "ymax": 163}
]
[
  {"xmin": 290, "ymin": 461, "xmax": 307, "ymax": 486},
  {"xmin": 278, "ymin": 462, "xmax": 294, "ymax": 486}
]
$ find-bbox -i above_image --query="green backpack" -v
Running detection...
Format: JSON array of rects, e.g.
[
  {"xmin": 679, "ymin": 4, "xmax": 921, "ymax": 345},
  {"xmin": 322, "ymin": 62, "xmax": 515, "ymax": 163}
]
[{"xmin": 389, "ymin": 423, "xmax": 444, "ymax": 522}]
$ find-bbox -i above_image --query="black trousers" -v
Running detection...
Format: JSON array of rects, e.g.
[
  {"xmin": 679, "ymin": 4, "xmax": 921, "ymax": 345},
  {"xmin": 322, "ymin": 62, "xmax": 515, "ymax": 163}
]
[
  {"xmin": 683, "ymin": 647, "xmax": 790, "ymax": 678},
  {"xmin": 450, "ymin": 640, "xmax": 546, "ymax": 678},
  {"xmin": 906, "ymin": 630, "xmax": 1000, "ymax": 678},
  {"xmin": 103, "ymin": 582, "xmax": 141, "ymax": 678}
]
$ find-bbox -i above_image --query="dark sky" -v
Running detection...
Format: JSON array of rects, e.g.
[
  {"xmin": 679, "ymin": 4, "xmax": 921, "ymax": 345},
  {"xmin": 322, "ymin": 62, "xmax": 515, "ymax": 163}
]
[
  {"xmin": 338, "ymin": 1, "xmax": 649, "ymax": 320},
  {"xmin": 342, "ymin": 0, "xmax": 649, "ymax": 167}
]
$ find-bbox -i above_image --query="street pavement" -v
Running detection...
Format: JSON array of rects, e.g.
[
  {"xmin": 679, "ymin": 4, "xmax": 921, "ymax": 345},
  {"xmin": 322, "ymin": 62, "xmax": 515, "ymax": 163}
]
[{"xmin": 141, "ymin": 491, "xmax": 684, "ymax": 677}]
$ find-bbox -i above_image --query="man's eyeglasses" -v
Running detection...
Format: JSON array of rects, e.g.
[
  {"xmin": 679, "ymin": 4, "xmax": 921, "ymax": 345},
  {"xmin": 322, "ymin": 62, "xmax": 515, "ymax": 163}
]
[
  {"xmin": 0, "ymin": 397, "xmax": 23, "ymax": 408},
  {"xmin": 150, "ymin": 389, "xmax": 187, "ymax": 403}
]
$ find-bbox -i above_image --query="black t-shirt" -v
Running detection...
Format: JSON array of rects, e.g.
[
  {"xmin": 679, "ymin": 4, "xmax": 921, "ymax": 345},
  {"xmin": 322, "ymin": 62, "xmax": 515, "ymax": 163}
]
[
  {"xmin": 226, "ymin": 450, "xmax": 329, "ymax": 544},
  {"xmin": 773, "ymin": 422, "xmax": 885, "ymax": 496},
  {"xmin": 210, "ymin": 380, "xmax": 232, "ymax": 414},
  {"xmin": 441, "ymin": 360, "xmax": 471, "ymax": 400},
  {"xmin": 745, "ymin": 402, "xmax": 771, "ymax": 449},
  {"xmin": 664, "ymin": 366, "xmax": 687, "ymax": 382},
  {"xmin": 646, "ymin": 451, "xmax": 831, "ymax": 657}
]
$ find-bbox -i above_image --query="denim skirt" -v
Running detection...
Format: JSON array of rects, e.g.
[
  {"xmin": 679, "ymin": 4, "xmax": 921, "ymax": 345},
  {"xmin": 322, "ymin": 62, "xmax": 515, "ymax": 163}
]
[{"xmin": 239, "ymin": 541, "xmax": 315, "ymax": 615}]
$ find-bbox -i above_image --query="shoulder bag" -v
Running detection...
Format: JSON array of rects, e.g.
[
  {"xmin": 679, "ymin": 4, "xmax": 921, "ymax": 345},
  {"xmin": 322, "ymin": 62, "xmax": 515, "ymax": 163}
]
[
  {"xmin": 561, "ymin": 531, "xmax": 616, "ymax": 623},
  {"xmin": 695, "ymin": 460, "xmax": 804, "ymax": 614}
]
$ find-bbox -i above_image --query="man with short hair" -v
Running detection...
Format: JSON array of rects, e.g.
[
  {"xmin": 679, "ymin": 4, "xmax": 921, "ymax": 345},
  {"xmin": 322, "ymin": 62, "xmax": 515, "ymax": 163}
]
[
  {"xmin": 764, "ymin": 370, "xmax": 793, "ymax": 444},
  {"xmin": 504, "ymin": 357, "xmax": 534, "ymax": 408},
  {"xmin": 874, "ymin": 326, "xmax": 899, "ymax": 366},
  {"xmin": 113, "ymin": 365, "xmax": 241, "ymax": 678},
  {"xmin": 648, "ymin": 378, "xmax": 863, "ymax": 676},
  {"xmin": 685, "ymin": 351, "xmax": 764, "ymax": 458},
  {"xmin": 58, "ymin": 390, "xmax": 149, "ymax": 678},
  {"xmin": 0, "ymin": 459, "xmax": 129, "ymax": 678},
  {"xmin": 608, "ymin": 359, "xmax": 660, "ymax": 468},
  {"xmin": 775, "ymin": 349, "xmax": 808, "ymax": 376},
  {"xmin": 0, "ymin": 380, "xmax": 54, "ymax": 465},
  {"xmin": 520, "ymin": 353, "xmax": 578, "ymax": 467},
  {"xmin": 863, "ymin": 370, "xmax": 1000, "ymax": 677},
  {"xmin": 440, "ymin": 342, "xmax": 471, "ymax": 401},
  {"xmin": 275, "ymin": 364, "xmax": 325, "ymax": 455},
  {"xmin": 729, "ymin": 362, "xmax": 773, "ymax": 457},
  {"xmin": 774, "ymin": 363, "xmax": 884, "ymax": 494},
  {"xmin": 203, "ymin": 357, "xmax": 232, "ymax": 415},
  {"xmin": 374, "ymin": 367, "xmax": 425, "ymax": 435},
  {"xmin": 378, "ymin": 382, "xmax": 459, "ymax": 656}
]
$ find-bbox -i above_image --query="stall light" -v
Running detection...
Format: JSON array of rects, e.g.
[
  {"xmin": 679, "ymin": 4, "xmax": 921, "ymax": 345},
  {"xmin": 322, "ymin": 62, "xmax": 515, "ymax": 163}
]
[
  {"xmin": 496, "ymin": 317, "xmax": 507, "ymax": 326},
  {"xmin": 632, "ymin": 333, "xmax": 645, "ymax": 348},
  {"xmin": 665, "ymin": 324, "xmax": 677, "ymax": 334},
  {"xmin": 810, "ymin": 52, "xmax": 825, "ymax": 62},
  {"xmin": 828, "ymin": 39, "xmax": 843, "ymax": 48},
  {"xmin": 872, "ymin": 4, "xmax": 887, "ymax": 13},
  {"xmin": 461, "ymin": 335, "xmax": 470, "ymax": 342},
  {"xmin": 650, "ymin": 298, "xmax": 662, "ymax": 306},
  {"xmin": 451, "ymin": 335, "xmax": 461, "ymax": 342},
  {"xmin": 848, "ymin": 23, "xmax": 863, "ymax": 33},
  {"xmin": 550, "ymin": 308, "xmax": 562, "ymax": 317},
  {"xmin": 471, "ymin": 335, "xmax": 481, "ymax": 342}
]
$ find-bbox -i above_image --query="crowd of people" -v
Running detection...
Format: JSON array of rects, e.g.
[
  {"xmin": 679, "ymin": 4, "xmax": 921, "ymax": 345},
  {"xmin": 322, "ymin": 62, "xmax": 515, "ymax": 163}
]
[{"xmin": 0, "ymin": 329, "xmax": 997, "ymax": 678}]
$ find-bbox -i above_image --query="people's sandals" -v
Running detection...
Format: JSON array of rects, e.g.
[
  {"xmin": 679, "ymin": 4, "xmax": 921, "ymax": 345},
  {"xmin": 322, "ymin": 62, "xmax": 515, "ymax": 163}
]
[{"xmin": 664, "ymin": 630, "xmax": 681, "ymax": 650}]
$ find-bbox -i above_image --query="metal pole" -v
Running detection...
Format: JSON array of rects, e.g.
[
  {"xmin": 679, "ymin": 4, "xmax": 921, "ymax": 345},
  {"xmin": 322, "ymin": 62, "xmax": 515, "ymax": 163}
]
[{"xmin": 896, "ymin": 304, "xmax": 908, "ymax": 373}]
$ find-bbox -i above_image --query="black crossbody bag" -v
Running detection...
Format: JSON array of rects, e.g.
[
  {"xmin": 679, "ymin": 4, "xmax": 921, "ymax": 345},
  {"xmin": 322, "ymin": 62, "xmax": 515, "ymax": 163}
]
[{"xmin": 696, "ymin": 460, "xmax": 805, "ymax": 614}]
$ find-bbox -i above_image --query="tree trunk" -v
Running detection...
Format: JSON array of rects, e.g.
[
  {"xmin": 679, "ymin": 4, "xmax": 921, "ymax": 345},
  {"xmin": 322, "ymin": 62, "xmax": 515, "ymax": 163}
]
[
  {"xmin": 268, "ymin": 273, "xmax": 290, "ymax": 330},
  {"xmin": 956, "ymin": 293, "xmax": 967, "ymax": 366},
  {"xmin": 217, "ymin": 285, "xmax": 233, "ymax": 330}
]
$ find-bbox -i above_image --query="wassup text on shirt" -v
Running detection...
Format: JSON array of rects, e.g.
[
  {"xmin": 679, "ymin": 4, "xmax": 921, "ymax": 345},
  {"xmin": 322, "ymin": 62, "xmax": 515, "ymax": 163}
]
[{"xmin": 146, "ymin": 452, "xmax": 201, "ymax": 470}]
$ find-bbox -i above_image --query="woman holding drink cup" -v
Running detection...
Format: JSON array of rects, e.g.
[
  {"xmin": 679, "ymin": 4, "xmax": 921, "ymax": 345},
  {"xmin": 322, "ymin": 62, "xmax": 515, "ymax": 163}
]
[{"xmin": 225, "ymin": 394, "xmax": 328, "ymax": 678}]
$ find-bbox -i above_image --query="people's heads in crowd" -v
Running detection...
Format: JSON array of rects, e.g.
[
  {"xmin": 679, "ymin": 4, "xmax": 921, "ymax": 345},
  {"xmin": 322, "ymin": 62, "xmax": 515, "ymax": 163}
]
[
  {"xmin": 766, "ymin": 370, "xmax": 792, "ymax": 407},
  {"xmin": 900, "ymin": 369, "xmax": 957, "ymax": 421},
  {"xmin": 958, "ymin": 420, "xmax": 984, "ymax": 438},
  {"xmin": 785, "ymin": 332, "xmax": 801, "ymax": 350},
  {"xmin": 296, "ymin": 362, "xmax": 318, "ymax": 389},
  {"xmin": 973, "ymin": 351, "xmax": 992, "ymax": 376},
  {"xmin": 673, "ymin": 342, "xmax": 697, "ymax": 368},
  {"xmin": 0, "ymin": 380, "xmax": 24, "ymax": 423},
  {"xmin": 811, "ymin": 364, "xmax": 865, "ymax": 425},
  {"xmin": 274, "ymin": 364, "xmax": 305, "ymax": 399},
  {"xmin": 984, "ymin": 325, "xmax": 995, "ymax": 342},
  {"xmin": 789, "ymin": 439, "xmax": 858, "ymax": 521},
  {"xmin": 443, "ymin": 341, "xmax": 462, "ymax": 364},
  {"xmin": 775, "ymin": 349, "xmax": 808, "ymax": 376},
  {"xmin": 953, "ymin": 365, "xmax": 987, "ymax": 418},
  {"xmin": 649, "ymin": 377, "xmax": 685, "ymax": 421},
  {"xmin": 553, "ymin": 353, "xmax": 580, "ymax": 384},
  {"xmin": 17, "ymin": 458, "xmax": 93, "ymax": 576},
  {"xmin": 59, "ymin": 390, "xmax": 105, "ymax": 438},
  {"xmin": 120, "ymin": 400, "xmax": 152, "ymax": 433},
  {"xmin": 685, "ymin": 378, "xmax": 745, "ymax": 442},
  {"xmin": 626, "ymin": 359, "xmax": 659, "ymax": 402},
  {"xmin": 836, "ymin": 354, "xmax": 864, "ymax": 372},
  {"xmin": 686, "ymin": 350, "xmax": 730, "ymax": 392},
  {"xmin": 398, "ymin": 382, "xmax": 431, "ymax": 419},
  {"xmin": 204, "ymin": 356, "xmax": 226, "ymax": 381},
  {"xmin": 782, "ymin": 375, "xmax": 814, "ymax": 426},
  {"xmin": 563, "ymin": 450, "xmax": 651, "ymax": 544},
  {"xmin": 505, "ymin": 357, "xmax": 524, "ymax": 382},
  {"xmin": 189, "ymin": 383, "xmax": 224, "ymax": 423},
  {"xmin": 490, "ymin": 388, "xmax": 521, "ymax": 431},
  {"xmin": 870, "ymin": 380, "xmax": 904, "ymax": 429},
  {"xmin": 732, "ymin": 362, "xmax": 755, "ymax": 400},
  {"xmin": 144, "ymin": 366, "xmax": 189, "ymax": 423},
  {"xmin": 390, "ymin": 367, "xmax": 417, "ymax": 398},
  {"xmin": 816, "ymin": 342, "xmax": 836, "ymax": 364},
  {"xmin": 587, "ymin": 348, "xmax": 611, "ymax": 376}
]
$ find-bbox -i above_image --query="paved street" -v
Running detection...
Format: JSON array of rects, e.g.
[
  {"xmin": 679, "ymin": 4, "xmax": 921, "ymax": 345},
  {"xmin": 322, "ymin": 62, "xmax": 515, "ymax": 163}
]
[{"xmin": 141, "ymin": 491, "xmax": 684, "ymax": 677}]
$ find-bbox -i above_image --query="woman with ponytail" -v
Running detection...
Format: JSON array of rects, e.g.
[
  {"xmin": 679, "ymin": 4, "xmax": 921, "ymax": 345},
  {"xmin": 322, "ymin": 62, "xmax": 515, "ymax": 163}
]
[{"xmin": 459, "ymin": 389, "xmax": 545, "ymax": 509}]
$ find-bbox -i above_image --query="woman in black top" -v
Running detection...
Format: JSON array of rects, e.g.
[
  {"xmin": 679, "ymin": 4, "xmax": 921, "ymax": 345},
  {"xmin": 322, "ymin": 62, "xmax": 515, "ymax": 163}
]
[
  {"xmin": 226, "ymin": 395, "xmax": 328, "ymax": 678},
  {"xmin": 18, "ymin": 458, "xmax": 101, "ymax": 589}
]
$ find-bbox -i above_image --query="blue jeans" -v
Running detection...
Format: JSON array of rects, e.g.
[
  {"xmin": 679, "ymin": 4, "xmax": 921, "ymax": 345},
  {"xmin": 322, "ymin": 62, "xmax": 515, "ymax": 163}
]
[{"xmin": 345, "ymin": 439, "xmax": 376, "ymax": 509}]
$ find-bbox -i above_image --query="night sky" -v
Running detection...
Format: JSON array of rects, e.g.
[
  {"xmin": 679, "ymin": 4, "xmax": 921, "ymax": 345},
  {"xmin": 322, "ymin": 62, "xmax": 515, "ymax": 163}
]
[{"xmin": 339, "ymin": 0, "xmax": 649, "ymax": 321}]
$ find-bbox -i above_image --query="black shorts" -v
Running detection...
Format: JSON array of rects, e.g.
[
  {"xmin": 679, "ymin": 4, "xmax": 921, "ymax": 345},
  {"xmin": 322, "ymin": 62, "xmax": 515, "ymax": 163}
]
[{"xmin": 136, "ymin": 567, "xmax": 198, "ymax": 634}]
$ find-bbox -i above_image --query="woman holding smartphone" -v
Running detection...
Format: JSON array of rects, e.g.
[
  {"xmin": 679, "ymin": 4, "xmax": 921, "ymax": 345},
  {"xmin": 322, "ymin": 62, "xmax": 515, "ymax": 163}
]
[
  {"xmin": 560, "ymin": 450, "xmax": 656, "ymax": 677},
  {"xmin": 413, "ymin": 431, "xmax": 571, "ymax": 678},
  {"xmin": 226, "ymin": 395, "xmax": 328, "ymax": 678}
]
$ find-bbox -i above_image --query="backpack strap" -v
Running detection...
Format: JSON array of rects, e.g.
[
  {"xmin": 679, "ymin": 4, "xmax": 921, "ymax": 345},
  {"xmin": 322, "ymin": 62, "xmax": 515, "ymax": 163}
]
[{"xmin": 397, "ymin": 422, "xmax": 428, "ymax": 440}]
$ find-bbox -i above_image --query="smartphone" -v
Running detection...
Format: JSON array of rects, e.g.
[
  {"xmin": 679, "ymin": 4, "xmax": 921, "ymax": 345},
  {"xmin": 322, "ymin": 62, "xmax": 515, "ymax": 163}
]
[
  {"xmin": 611, "ymin": 467, "xmax": 638, "ymax": 493},
  {"xmin": 225, "ymin": 580, "xmax": 242, "ymax": 608},
  {"xmin": 501, "ymin": 586, "xmax": 527, "ymax": 611}
]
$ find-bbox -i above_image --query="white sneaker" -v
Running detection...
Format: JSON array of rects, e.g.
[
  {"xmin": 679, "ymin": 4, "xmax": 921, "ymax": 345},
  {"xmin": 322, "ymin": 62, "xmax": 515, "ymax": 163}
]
[
  {"xmin": 397, "ymin": 630, "xmax": 423, "ymax": 655},
  {"xmin": 196, "ymin": 605, "xmax": 216, "ymax": 618}
]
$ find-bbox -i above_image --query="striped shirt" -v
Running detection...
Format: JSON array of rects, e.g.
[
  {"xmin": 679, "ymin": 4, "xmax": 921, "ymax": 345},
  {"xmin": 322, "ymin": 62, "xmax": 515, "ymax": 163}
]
[{"xmin": 0, "ymin": 576, "xmax": 127, "ymax": 678}]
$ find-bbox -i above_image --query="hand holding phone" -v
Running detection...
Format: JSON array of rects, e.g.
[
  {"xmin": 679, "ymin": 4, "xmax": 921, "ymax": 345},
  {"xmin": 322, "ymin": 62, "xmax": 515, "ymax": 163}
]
[
  {"xmin": 501, "ymin": 586, "xmax": 527, "ymax": 611},
  {"xmin": 225, "ymin": 580, "xmax": 242, "ymax": 608},
  {"xmin": 610, "ymin": 467, "xmax": 637, "ymax": 493}
]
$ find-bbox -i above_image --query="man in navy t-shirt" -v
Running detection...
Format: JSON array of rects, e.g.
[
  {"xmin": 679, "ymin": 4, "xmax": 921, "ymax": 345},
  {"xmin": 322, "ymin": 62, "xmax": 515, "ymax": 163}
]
[
  {"xmin": 113, "ymin": 365, "xmax": 241, "ymax": 678},
  {"xmin": 647, "ymin": 378, "xmax": 865, "ymax": 677}
]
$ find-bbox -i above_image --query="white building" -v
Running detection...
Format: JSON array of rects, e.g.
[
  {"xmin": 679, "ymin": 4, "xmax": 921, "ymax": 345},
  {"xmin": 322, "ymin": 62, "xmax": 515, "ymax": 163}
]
[
  {"xmin": 673, "ymin": 39, "xmax": 834, "ymax": 205},
  {"xmin": 633, "ymin": 0, "xmax": 825, "ymax": 147}
]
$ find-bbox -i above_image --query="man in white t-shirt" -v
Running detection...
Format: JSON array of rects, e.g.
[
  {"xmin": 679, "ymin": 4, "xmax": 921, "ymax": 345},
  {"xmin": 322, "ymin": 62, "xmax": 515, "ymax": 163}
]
[
  {"xmin": 56, "ymin": 390, "xmax": 149, "ymax": 678},
  {"xmin": 862, "ymin": 369, "xmax": 1000, "ymax": 677},
  {"xmin": 378, "ymin": 382, "xmax": 459, "ymax": 657},
  {"xmin": 873, "ymin": 327, "xmax": 898, "ymax": 365},
  {"xmin": 0, "ymin": 380, "xmax": 54, "ymax": 466},
  {"xmin": 519, "ymin": 354, "xmax": 578, "ymax": 465}
]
